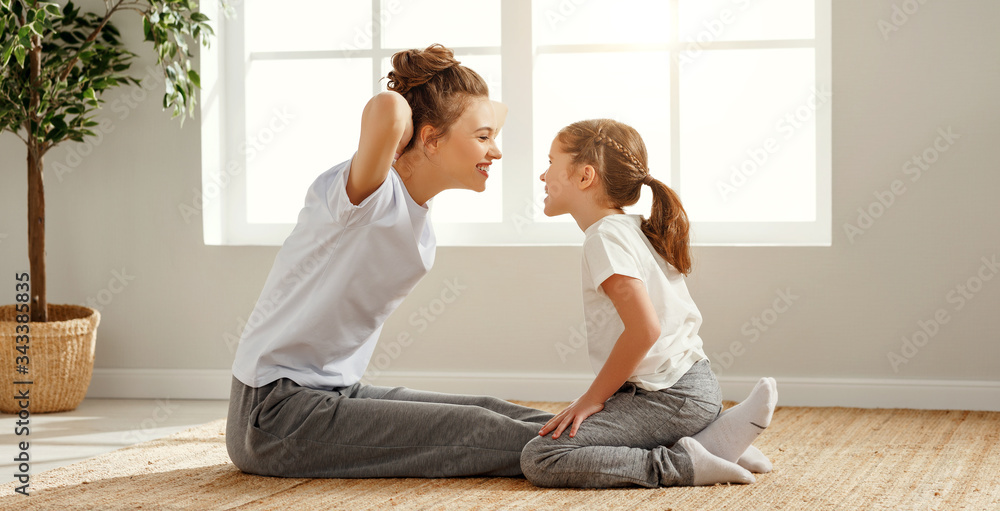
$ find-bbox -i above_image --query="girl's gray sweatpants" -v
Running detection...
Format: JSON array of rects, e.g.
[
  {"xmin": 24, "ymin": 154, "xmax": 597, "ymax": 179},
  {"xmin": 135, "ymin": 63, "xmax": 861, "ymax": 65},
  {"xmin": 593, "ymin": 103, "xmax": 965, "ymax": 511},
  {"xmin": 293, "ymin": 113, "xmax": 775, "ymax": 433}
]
[
  {"xmin": 226, "ymin": 359, "xmax": 720, "ymax": 487},
  {"xmin": 521, "ymin": 359, "xmax": 722, "ymax": 488}
]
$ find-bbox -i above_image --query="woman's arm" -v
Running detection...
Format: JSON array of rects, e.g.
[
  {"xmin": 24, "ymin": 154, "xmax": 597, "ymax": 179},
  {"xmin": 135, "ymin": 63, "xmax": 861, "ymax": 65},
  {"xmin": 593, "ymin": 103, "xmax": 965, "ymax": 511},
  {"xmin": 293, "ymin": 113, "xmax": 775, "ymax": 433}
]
[
  {"xmin": 347, "ymin": 91, "xmax": 413, "ymax": 205},
  {"xmin": 539, "ymin": 273, "xmax": 661, "ymax": 439}
]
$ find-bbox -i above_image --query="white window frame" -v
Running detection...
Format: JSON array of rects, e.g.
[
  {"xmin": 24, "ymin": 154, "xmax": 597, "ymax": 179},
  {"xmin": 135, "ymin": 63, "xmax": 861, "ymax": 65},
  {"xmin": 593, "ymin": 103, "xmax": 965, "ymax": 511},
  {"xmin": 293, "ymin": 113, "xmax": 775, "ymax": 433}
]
[{"xmin": 199, "ymin": 0, "xmax": 831, "ymax": 247}]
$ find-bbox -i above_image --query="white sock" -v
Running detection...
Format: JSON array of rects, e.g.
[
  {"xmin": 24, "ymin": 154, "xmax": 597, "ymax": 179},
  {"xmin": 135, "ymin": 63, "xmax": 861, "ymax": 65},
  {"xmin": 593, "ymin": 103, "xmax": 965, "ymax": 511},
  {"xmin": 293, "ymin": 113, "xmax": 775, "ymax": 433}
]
[
  {"xmin": 693, "ymin": 377, "xmax": 778, "ymax": 463},
  {"xmin": 737, "ymin": 445, "xmax": 773, "ymax": 473},
  {"xmin": 676, "ymin": 437, "xmax": 755, "ymax": 486},
  {"xmin": 714, "ymin": 410, "xmax": 773, "ymax": 473}
]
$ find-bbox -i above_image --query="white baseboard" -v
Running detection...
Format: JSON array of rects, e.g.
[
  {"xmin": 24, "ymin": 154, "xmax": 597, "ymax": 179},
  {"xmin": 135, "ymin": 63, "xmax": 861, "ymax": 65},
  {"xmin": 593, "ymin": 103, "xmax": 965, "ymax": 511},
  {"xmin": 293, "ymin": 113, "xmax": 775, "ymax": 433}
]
[
  {"xmin": 86, "ymin": 369, "xmax": 235, "ymax": 400},
  {"xmin": 86, "ymin": 369, "xmax": 1000, "ymax": 411}
]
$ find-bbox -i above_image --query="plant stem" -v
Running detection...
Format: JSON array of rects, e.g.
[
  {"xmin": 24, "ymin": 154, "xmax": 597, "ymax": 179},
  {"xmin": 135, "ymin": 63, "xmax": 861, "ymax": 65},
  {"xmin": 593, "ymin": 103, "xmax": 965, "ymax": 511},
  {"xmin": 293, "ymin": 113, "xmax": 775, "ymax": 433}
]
[
  {"xmin": 27, "ymin": 141, "xmax": 47, "ymax": 323},
  {"xmin": 25, "ymin": 22, "xmax": 49, "ymax": 322}
]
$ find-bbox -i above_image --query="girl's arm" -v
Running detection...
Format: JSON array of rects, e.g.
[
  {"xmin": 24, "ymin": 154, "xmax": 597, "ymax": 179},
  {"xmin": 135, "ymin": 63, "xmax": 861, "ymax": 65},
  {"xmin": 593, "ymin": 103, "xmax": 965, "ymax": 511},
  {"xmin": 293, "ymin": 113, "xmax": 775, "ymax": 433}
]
[
  {"xmin": 347, "ymin": 91, "xmax": 413, "ymax": 205},
  {"xmin": 539, "ymin": 273, "xmax": 661, "ymax": 439}
]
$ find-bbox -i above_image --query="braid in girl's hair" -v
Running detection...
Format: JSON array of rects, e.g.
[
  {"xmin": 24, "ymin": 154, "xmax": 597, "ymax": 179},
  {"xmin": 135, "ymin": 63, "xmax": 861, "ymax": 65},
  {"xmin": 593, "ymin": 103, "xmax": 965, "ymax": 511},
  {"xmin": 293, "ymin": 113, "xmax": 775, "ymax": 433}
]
[
  {"xmin": 595, "ymin": 132, "xmax": 646, "ymax": 174},
  {"xmin": 558, "ymin": 119, "xmax": 692, "ymax": 275}
]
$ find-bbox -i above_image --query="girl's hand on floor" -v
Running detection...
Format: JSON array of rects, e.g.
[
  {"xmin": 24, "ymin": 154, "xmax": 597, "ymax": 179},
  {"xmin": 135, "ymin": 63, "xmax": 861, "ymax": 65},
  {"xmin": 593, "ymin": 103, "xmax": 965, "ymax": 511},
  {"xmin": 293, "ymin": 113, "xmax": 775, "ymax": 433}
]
[{"xmin": 539, "ymin": 395, "xmax": 606, "ymax": 439}]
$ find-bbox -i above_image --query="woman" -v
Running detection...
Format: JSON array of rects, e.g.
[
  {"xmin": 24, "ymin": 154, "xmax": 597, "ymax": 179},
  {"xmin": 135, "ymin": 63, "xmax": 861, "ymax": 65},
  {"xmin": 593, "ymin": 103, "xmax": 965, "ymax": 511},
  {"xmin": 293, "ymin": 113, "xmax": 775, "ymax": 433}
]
[{"xmin": 227, "ymin": 44, "xmax": 553, "ymax": 478}]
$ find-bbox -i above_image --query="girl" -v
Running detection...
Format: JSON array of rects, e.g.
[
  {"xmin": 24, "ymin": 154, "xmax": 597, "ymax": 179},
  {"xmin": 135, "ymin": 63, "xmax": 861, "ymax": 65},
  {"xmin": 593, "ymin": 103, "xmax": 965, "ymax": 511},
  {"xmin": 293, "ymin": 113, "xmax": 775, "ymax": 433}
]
[
  {"xmin": 227, "ymin": 44, "xmax": 554, "ymax": 478},
  {"xmin": 520, "ymin": 119, "xmax": 778, "ymax": 488}
]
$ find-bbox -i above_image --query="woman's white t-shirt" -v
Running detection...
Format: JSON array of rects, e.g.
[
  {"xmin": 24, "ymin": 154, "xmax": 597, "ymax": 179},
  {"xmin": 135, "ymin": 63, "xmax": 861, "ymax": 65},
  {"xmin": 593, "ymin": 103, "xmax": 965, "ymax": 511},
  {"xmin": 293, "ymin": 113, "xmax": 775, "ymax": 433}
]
[
  {"xmin": 582, "ymin": 214, "xmax": 707, "ymax": 391},
  {"xmin": 232, "ymin": 155, "xmax": 435, "ymax": 390}
]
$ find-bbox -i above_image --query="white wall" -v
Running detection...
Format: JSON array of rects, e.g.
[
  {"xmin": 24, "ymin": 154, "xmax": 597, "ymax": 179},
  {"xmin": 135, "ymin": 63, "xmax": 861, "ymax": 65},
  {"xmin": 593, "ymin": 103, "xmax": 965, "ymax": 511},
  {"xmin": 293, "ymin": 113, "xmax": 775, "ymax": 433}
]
[{"xmin": 1, "ymin": 1, "xmax": 998, "ymax": 409}]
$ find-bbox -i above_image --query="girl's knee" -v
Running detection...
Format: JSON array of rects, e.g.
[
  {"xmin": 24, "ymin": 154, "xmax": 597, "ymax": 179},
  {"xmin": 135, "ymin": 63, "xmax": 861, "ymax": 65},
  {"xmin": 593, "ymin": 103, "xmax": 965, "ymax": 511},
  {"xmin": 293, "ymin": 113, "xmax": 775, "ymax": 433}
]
[{"xmin": 519, "ymin": 436, "xmax": 562, "ymax": 486}]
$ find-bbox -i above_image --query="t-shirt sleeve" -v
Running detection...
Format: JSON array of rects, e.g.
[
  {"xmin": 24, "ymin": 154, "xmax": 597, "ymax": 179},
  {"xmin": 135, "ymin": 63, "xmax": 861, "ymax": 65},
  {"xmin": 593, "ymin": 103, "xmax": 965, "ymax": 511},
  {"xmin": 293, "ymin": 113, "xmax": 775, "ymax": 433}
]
[
  {"xmin": 583, "ymin": 230, "xmax": 643, "ymax": 291},
  {"xmin": 325, "ymin": 156, "xmax": 394, "ymax": 226}
]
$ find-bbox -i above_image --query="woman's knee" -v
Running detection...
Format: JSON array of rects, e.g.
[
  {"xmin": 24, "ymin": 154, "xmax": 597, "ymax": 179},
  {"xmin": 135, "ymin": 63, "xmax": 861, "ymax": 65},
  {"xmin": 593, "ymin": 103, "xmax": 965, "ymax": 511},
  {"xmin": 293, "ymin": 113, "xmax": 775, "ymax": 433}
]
[{"xmin": 225, "ymin": 433, "xmax": 252, "ymax": 473}]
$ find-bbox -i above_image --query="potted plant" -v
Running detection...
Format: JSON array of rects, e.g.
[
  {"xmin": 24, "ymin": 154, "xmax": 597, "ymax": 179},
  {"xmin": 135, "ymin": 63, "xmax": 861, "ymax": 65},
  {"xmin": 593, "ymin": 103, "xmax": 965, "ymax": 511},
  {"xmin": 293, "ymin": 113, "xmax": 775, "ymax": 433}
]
[{"xmin": 0, "ymin": 0, "xmax": 213, "ymax": 413}]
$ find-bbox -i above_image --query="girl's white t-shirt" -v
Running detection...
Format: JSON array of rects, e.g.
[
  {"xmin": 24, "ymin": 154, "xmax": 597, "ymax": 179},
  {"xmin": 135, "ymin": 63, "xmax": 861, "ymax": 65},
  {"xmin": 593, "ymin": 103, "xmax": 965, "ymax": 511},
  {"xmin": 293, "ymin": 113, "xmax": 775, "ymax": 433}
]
[
  {"xmin": 582, "ymin": 214, "xmax": 708, "ymax": 391},
  {"xmin": 232, "ymin": 155, "xmax": 435, "ymax": 390}
]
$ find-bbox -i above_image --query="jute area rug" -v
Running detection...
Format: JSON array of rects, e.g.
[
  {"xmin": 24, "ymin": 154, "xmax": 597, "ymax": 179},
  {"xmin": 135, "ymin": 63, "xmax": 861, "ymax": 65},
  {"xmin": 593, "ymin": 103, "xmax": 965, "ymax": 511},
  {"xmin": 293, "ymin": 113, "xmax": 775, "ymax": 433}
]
[{"xmin": 2, "ymin": 402, "xmax": 998, "ymax": 510}]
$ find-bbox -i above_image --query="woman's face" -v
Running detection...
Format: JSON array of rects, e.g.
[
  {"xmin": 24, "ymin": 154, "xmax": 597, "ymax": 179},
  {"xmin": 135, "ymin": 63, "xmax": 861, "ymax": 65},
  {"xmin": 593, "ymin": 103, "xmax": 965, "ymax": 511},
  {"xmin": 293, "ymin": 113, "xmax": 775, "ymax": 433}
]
[
  {"xmin": 539, "ymin": 138, "xmax": 578, "ymax": 217},
  {"xmin": 433, "ymin": 97, "xmax": 502, "ymax": 193}
]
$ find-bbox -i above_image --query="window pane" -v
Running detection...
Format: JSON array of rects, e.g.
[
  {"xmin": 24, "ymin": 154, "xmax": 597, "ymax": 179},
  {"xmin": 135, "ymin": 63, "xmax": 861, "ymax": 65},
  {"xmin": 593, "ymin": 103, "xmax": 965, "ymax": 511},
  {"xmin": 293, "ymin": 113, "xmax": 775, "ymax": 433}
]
[
  {"xmin": 679, "ymin": 0, "xmax": 814, "ymax": 43},
  {"xmin": 246, "ymin": 1, "xmax": 372, "ymax": 53},
  {"xmin": 533, "ymin": 0, "xmax": 671, "ymax": 46},
  {"xmin": 382, "ymin": 0, "xmax": 501, "ymax": 48},
  {"xmin": 246, "ymin": 59, "xmax": 372, "ymax": 224},
  {"xmin": 533, "ymin": 52, "xmax": 671, "ymax": 222},
  {"xmin": 679, "ymin": 49, "xmax": 816, "ymax": 222},
  {"xmin": 380, "ymin": 55, "xmax": 503, "ymax": 223}
]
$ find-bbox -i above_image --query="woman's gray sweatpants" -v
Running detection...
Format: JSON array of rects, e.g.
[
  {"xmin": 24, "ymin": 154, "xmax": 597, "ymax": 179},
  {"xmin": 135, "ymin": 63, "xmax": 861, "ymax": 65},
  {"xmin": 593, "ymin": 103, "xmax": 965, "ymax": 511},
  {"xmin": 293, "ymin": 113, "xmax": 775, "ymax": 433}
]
[
  {"xmin": 226, "ymin": 376, "xmax": 555, "ymax": 478},
  {"xmin": 520, "ymin": 359, "xmax": 722, "ymax": 488}
]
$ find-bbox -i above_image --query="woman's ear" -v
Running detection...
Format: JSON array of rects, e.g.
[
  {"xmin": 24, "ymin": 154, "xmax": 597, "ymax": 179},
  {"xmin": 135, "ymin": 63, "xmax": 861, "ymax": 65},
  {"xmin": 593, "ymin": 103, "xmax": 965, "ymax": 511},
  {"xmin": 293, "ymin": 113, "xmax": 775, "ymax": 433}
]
[{"xmin": 419, "ymin": 124, "xmax": 441, "ymax": 153}]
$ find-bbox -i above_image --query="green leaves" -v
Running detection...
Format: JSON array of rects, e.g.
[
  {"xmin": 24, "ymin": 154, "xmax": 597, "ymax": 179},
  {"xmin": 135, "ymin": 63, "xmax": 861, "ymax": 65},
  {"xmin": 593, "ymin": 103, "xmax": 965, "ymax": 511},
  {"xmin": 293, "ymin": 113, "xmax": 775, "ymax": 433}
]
[
  {"xmin": 1, "ymin": 0, "xmax": 214, "ymax": 148},
  {"xmin": 82, "ymin": 86, "xmax": 96, "ymax": 105},
  {"xmin": 12, "ymin": 40, "xmax": 23, "ymax": 65},
  {"xmin": 2, "ymin": 1, "xmax": 63, "ymax": 67},
  {"xmin": 1, "ymin": 38, "xmax": 14, "ymax": 65},
  {"xmin": 141, "ymin": 2, "xmax": 214, "ymax": 124}
]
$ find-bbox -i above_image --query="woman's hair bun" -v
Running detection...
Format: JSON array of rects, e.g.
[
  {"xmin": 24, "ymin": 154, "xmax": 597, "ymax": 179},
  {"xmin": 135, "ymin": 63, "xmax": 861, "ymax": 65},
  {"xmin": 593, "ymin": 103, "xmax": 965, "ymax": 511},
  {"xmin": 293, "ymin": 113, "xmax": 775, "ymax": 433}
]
[
  {"xmin": 386, "ymin": 43, "xmax": 460, "ymax": 95},
  {"xmin": 384, "ymin": 44, "xmax": 488, "ymax": 153}
]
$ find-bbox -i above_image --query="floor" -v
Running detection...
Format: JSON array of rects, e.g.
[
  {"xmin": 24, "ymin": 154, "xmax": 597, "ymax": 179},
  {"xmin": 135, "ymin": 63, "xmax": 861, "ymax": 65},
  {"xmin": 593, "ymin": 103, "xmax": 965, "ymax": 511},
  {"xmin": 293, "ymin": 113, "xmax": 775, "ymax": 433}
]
[
  {"xmin": 7, "ymin": 402, "xmax": 998, "ymax": 510},
  {"xmin": 0, "ymin": 398, "xmax": 230, "ymax": 475}
]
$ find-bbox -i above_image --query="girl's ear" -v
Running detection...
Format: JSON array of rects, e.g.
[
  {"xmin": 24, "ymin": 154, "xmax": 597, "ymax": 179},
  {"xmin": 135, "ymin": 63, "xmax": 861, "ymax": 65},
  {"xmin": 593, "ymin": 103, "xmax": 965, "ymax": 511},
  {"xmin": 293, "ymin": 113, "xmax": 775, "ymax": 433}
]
[{"xmin": 577, "ymin": 164, "xmax": 598, "ymax": 190}]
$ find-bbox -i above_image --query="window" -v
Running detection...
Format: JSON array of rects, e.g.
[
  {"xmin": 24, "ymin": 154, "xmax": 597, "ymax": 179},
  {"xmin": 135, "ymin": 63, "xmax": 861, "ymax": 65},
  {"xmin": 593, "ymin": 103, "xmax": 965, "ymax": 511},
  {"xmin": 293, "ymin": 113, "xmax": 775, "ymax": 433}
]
[{"xmin": 198, "ymin": 0, "xmax": 831, "ymax": 246}]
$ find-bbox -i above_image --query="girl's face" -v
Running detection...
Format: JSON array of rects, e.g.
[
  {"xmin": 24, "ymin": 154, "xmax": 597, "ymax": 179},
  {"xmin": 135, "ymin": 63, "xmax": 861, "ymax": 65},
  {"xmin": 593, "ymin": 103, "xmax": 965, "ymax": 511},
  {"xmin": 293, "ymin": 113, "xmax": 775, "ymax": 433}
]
[
  {"xmin": 539, "ymin": 138, "xmax": 579, "ymax": 217},
  {"xmin": 433, "ymin": 97, "xmax": 502, "ymax": 192}
]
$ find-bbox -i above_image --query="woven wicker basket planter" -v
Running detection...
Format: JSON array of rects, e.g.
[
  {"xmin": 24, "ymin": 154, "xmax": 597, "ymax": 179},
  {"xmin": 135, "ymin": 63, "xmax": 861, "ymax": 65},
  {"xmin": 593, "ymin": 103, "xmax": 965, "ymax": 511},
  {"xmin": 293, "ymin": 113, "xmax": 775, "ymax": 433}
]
[{"xmin": 0, "ymin": 304, "xmax": 100, "ymax": 414}]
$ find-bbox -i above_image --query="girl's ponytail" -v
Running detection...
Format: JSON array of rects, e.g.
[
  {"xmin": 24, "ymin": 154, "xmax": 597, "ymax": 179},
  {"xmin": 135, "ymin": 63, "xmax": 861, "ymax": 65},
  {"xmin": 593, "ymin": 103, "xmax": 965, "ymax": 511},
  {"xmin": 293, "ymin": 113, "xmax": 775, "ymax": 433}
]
[{"xmin": 640, "ymin": 177, "xmax": 691, "ymax": 275}]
